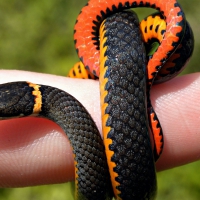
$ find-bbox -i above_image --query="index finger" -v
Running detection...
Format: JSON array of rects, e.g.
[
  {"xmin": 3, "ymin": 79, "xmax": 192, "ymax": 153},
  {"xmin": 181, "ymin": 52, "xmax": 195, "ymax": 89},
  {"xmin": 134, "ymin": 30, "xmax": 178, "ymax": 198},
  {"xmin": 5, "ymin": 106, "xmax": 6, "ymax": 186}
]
[{"xmin": 0, "ymin": 70, "xmax": 199, "ymax": 187}]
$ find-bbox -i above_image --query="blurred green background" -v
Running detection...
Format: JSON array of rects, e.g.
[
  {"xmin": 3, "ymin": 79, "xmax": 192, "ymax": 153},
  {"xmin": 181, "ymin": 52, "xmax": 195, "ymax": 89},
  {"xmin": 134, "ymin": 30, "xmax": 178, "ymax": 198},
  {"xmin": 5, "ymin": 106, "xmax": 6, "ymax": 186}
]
[{"xmin": 0, "ymin": 0, "xmax": 200, "ymax": 199}]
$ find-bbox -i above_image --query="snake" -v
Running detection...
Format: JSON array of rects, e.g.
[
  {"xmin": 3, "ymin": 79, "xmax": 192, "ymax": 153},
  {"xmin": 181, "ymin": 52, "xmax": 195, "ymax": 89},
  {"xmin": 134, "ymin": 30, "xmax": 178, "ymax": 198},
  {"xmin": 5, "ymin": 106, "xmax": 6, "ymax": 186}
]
[{"xmin": 0, "ymin": 0, "xmax": 194, "ymax": 200}]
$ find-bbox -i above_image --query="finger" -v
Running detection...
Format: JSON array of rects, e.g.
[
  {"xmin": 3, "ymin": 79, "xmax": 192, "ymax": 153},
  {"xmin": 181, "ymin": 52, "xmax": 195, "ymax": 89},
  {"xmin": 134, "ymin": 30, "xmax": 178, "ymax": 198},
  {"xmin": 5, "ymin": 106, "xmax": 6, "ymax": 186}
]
[{"xmin": 0, "ymin": 70, "xmax": 200, "ymax": 187}]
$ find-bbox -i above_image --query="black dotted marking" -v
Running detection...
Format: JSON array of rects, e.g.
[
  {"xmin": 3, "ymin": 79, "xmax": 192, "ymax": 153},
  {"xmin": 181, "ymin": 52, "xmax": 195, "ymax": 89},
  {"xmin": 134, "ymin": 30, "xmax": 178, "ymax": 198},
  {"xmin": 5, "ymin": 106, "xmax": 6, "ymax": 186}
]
[{"xmin": 155, "ymin": 24, "xmax": 159, "ymax": 33}]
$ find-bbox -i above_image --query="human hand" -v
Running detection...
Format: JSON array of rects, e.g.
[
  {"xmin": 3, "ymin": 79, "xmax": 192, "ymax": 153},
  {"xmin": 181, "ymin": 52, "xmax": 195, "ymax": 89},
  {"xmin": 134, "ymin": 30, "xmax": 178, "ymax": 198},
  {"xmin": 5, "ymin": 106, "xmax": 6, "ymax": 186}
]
[{"xmin": 0, "ymin": 69, "xmax": 199, "ymax": 187}]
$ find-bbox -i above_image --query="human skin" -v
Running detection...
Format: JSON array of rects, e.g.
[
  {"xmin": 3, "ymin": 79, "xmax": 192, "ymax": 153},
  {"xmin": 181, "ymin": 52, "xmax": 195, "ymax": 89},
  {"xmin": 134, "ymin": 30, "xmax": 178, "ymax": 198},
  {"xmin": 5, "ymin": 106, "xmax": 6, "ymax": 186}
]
[{"xmin": 0, "ymin": 70, "xmax": 199, "ymax": 187}]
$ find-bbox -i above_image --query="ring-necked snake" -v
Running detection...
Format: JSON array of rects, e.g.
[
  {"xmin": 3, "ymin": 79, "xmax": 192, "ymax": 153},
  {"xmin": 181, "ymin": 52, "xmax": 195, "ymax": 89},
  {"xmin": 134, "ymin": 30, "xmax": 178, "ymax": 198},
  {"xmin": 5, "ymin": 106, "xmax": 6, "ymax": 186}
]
[{"xmin": 0, "ymin": 0, "xmax": 194, "ymax": 200}]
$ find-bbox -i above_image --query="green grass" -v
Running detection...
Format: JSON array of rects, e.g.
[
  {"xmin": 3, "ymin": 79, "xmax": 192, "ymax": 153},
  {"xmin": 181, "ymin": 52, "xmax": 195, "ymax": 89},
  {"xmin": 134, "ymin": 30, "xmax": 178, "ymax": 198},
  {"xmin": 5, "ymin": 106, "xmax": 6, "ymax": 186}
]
[
  {"xmin": 1, "ymin": 161, "xmax": 200, "ymax": 200},
  {"xmin": 0, "ymin": 0, "xmax": 200, "ymax": 199},
  {"xmin": 157, "ymin": 162, "xmax": 200, "ymax": 200},
  {"xmin": 0, "ymin": 183, "xmax": 73, "ymax": 200}
]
